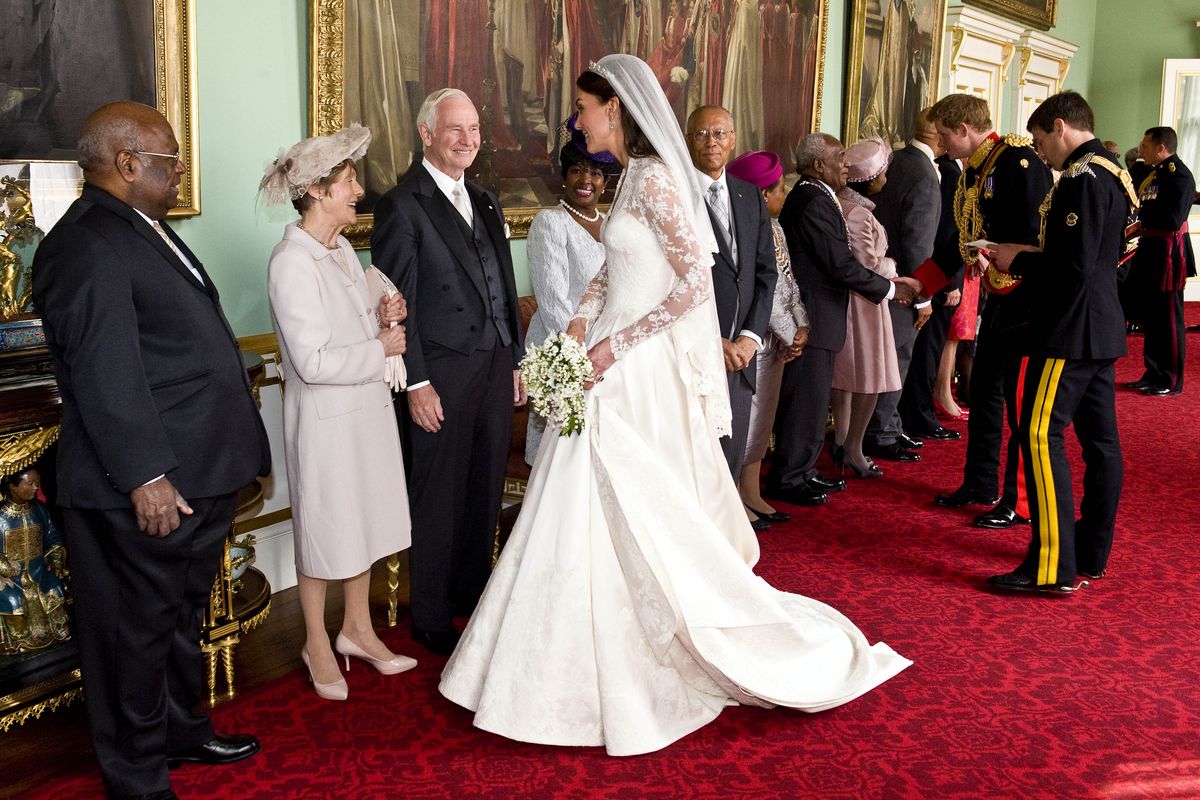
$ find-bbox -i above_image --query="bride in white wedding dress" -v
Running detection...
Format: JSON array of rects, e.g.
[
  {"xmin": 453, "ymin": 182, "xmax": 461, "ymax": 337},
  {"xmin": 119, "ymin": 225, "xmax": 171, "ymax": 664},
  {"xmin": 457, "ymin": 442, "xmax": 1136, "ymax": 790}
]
[{"xmin": 439, "ymin": 54, "xmax": 911, "ymax": 756}]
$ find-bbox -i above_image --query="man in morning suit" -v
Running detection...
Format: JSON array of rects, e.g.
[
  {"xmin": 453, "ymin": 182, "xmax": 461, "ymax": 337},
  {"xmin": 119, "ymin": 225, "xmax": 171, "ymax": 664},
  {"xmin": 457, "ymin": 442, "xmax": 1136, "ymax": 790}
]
[
  {"xmin": 686, "ymin": 106, "xmax": 778, "ymax": 504},
  {"xmin": 899, "ymin": 152, "xmax": 968, "ymax": 441},
  {"xmin": 1127, "ymin": 126, "xmax": 1195, "ymax": 396},
  {"xmin": 864, "ymin": 107, "xmax": 944, "ymax": 463},
  {"xmin": 768, "ymin": 133, "xmax": 920, "ymax": 507},
  {"xmin": 988, "ymin": 91, "xmax": 1133, "ymax": 594},
  {"xmin": 372, "ymin": 89, "xmax": 525, "ymax": 656},
  {"xmin": 32, "ymin": 101, "xmax": 270, "ymax": 799},
  {"xmin": 925, "ymin": 94, "xmax": 1053, "ymax": 530}
]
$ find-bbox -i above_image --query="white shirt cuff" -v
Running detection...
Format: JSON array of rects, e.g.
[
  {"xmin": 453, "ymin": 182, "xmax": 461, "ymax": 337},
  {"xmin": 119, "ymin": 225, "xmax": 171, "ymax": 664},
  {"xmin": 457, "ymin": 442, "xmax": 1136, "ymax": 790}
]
[
  {"xmin": 407, "ymin": 380, "xmax": 431, "ymax": 391},
  {"xmin": 736, "ymin": 330, "xmax": 764, "ymax": 349},
  {"xmin": 141, "ymin": 474, "xmax": 165, "ymax": 487},
  {"xmin": 884, "ymin": 282, "xmax": 896, "ymax": 301},
  {"xmin": 914, "ymin": 299, "xmax": 932, "ymax": 309}
]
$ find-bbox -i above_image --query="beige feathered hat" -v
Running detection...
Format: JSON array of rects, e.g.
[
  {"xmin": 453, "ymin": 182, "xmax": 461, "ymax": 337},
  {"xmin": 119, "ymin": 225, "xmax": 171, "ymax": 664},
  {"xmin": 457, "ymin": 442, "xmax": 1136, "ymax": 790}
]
[{"xmin": 259, "ymin": 124, "xmax": 372, "ymax": 205}]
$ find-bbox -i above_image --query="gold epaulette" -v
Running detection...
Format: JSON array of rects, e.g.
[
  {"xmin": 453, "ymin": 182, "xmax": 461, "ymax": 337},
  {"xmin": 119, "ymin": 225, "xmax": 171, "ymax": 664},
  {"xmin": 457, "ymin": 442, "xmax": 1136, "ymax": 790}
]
[
  {"xmin": 1087, "ymin": 154, "xmax": 1141, "ymax": 209},
  {"xmin": 1002, "ymin": 133, "xmax": 1034, "ymax": 149}
]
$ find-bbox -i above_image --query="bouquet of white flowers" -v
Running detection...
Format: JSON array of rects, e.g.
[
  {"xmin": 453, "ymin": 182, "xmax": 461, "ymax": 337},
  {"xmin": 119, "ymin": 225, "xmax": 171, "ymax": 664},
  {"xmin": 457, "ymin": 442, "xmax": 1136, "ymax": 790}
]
[{"xmin": 519, "ymin": 332, "xmax": 593, "ymax": 437}]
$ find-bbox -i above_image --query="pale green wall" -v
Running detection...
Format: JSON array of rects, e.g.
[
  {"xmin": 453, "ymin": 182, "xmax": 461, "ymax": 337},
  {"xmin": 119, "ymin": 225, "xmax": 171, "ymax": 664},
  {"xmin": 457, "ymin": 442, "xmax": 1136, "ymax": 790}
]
[
  {"xmin": 1091, "ymin": 0, "xmax": 1200, "ymax": 153},
  {"xmin": 180, "ymin": 0, "xmax": 1184, "ymax": 338},
  {"xmin": 172, "ymin": 0, "xmax": 310, "ymax": 337}
]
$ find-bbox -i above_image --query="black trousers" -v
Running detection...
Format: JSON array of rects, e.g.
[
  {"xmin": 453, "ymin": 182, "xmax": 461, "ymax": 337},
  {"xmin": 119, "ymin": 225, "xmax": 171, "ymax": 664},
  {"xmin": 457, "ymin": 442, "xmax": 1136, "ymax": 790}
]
[
  {"xmin": 899, "ymin": 300, "xmax": 954, "ymax": 435},
  {"xmin": 1015, "ymin": 357, "xmax": 1122, "ymax": 584},
  {"xmin": 402, "ymin": 345, "xmax": 512, "ymax": 632},
  {"xmin": 961, "ymin": 329, "xmax": 1026, "ymax": 512},
  {"xmin": 1141, "ymin": 288, "xmax": 1186, "ymax": 392},
  {"xmin": 64, "ymin": 493, "xmax": 235, "ymax": 797},
  {"xmin": 770, "ymin": 345, "xmax": 834, "ymax": 489},
  {"xmin": 720, "ymin": 360, "xmax": 755, "ymax": 479},
  {"xmin": 867, "ymin": 301, "xmax": 920, "ymax": 446}
]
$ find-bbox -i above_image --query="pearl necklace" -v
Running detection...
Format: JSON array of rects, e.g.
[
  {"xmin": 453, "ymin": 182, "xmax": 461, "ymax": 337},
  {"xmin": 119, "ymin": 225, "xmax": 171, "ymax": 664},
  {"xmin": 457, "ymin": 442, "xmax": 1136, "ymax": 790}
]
[
  {"xmin": 559, "ymin": 199, "xmax": 601, "ymax": 223},
  {"xmin": 298, "ymin": 220, "xmax": 339, "ymax": 250}
]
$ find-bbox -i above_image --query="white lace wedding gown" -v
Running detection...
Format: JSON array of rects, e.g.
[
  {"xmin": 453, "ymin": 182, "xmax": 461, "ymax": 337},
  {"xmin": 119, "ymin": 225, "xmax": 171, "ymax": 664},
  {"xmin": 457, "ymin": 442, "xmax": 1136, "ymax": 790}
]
[{"xmin": 439, "ymin": 157, "xmax": 911, "ymax": 756}]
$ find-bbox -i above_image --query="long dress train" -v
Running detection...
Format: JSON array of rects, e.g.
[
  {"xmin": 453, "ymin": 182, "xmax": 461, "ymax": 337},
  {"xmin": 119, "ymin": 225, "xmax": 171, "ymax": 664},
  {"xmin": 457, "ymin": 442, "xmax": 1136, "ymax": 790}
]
[{"xmin": 440, "ymin": 157, "xmax": 910, "ymax": 756}]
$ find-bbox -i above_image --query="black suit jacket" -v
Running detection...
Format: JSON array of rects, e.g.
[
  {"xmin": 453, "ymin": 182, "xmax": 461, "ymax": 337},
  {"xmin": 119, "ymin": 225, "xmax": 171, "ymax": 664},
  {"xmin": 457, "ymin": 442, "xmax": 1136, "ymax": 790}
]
[
  {"xmin": 872, "ymin": 144, "xmax": 940, "ymax": 277},
  {"xmin": 779, "ymin": 180, "xmax": 892, "ymax": 352},
  {"xmin": 1010, "ymin": 140, "xmax": 1128, "ymax": 360},
  {"xmin": 372, "ymin": 165, "xmax": 524, "ymax": 387},
  {"xmin": 932, "ymin": 155, "xmax": 966, "ymax": 293},
  {"xmin": 706, "ymin": 174, "xmax": 777, "ymax": 389},
  {"xmin": 32, "ymin": 184, "xmax": 270, "ymax": 508}
]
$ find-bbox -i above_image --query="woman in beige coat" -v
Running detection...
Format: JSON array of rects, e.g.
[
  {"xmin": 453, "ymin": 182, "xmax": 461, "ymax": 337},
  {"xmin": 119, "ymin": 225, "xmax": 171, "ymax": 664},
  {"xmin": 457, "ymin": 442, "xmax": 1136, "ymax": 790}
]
[{"xmin": 262, "ymin": 126, "xmax": 416, "ymax": 701}]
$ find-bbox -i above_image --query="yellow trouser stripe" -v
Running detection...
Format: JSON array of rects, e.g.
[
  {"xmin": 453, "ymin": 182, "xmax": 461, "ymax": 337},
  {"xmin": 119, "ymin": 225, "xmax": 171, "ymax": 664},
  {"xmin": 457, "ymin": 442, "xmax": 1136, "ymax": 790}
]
[{"xmin": 1029, "ymin": 358, "xmax": 1066, "ymax": 585}]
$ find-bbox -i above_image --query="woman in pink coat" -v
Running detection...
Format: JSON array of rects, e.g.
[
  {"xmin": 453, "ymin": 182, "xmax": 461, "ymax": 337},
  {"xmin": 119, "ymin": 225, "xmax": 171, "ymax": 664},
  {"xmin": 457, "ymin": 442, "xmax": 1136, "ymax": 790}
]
[
  {"xmin": 261, "ymin": 126, "xmax": 417, "ymax": 702},
  {"xmin": 831, "ymin": 138, "xmax": 902, "ymax": 478}
]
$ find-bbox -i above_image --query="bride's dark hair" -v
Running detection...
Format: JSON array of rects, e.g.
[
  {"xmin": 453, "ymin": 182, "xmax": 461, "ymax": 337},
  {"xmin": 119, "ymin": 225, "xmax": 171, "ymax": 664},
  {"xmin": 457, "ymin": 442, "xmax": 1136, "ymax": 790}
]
[{"xmin": 576, "ymin": 70, "xmax": 659, "ymax": 159}]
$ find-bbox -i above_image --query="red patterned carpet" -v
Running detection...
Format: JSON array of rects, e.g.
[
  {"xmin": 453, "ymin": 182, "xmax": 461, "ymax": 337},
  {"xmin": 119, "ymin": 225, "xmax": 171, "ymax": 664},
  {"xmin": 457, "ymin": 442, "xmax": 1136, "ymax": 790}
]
[{"xmin": 25, "ymin": 311, "xmax": 1200, "ymax": 799}]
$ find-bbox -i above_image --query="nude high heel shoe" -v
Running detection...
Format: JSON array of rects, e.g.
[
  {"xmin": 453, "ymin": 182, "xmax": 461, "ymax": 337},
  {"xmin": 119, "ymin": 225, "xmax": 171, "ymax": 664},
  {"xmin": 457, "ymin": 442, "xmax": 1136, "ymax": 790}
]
[
  {"xmin": 335, "ymin": 632, "xmax": 418, "ymax": 675},
  {"xmin": 300, "ymin": 648, "xmax": 348, "ymax": 701}
]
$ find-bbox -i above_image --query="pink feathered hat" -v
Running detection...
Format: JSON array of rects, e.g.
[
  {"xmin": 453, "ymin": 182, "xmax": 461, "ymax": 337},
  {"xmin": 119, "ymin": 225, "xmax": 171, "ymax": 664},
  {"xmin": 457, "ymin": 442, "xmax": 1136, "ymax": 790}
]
[{"xmin": 845, "ymin": 138, "xmax": 891, "ymax": 183}]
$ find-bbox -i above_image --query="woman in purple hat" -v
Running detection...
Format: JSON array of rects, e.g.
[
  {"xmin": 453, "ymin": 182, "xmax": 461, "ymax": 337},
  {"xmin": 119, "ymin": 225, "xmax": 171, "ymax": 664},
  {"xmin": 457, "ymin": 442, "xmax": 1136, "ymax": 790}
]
[
  {"xmin": 725, "ymin": 149, "xmax": 810, "ymax": 522},
  {"xmin": 524, "ymin": 117, "xmax": 621, "ymax": 464}
]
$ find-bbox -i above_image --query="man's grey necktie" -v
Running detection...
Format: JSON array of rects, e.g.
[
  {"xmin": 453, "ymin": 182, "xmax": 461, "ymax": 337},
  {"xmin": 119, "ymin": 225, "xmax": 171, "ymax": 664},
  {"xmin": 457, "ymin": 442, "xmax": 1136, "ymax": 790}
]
[
  {"xmin": 152, "ymin": 220, "xmax": 204, "ymax": 285},
  {"xmin": 707, "ymin": 181, "xmax": 736, "ymax": 260},
  {"xmin": 451, "ymin": 185, "xmax": 473, "ymax": 226}
]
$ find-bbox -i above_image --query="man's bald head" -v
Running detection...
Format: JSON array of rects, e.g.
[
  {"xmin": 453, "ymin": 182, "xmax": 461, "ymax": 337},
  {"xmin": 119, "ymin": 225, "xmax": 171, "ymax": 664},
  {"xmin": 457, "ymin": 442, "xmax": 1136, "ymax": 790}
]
[{"xmin": 77, "ymin": 101, "xmax": 183, "ymax": 219}]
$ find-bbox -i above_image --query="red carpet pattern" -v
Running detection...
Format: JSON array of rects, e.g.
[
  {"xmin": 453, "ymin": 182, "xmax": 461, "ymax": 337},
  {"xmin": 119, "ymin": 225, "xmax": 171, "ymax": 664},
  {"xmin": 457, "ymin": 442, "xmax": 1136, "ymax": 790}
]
[{"xmin": 25, "ymin": 312, "xmax": 1200, "ymax": 799}]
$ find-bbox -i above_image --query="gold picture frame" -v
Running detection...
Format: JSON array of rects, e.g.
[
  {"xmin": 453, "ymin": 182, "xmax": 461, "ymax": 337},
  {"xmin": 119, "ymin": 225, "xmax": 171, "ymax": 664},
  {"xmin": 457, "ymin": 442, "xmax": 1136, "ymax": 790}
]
[
  {"xmin": 0, "ymin": 0, "xmax": 200, "ymax": 217},
  {"xmin": 311, "ymin": 0, "xmax": 829, "ymax": 248},
  {"xmin": 963, "ymin": 0, "xmax": 1057, "ymax": 32},
  {"xmin": 844, "ymin": 0, "xmax": 948, "ymax": 149}
]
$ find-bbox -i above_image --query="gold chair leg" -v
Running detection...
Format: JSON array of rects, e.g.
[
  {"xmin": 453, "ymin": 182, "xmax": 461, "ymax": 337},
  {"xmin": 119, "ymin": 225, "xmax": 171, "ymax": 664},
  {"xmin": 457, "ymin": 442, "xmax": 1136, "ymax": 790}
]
[{"xmin": 386, "ymin": 553, "xmax": 400, "ymax": 627}]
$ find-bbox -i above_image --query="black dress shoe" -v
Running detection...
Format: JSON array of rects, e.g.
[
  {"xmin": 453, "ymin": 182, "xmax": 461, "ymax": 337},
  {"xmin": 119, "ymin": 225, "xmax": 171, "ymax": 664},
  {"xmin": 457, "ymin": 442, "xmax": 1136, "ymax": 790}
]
[
  {"xmin": 985, "ymin": 571, "xmax": 1081, "ymax": 595},
  {"xmin": 807, "ymin": 474, "xmax": 847, "ymax": 494},
  {"xmin": 745, "ymin": 504, "xmax": 790, "ymax": 523},
  {"xmin": 1124, "ymin": 378, "xmax": 1151, "ymax": 390},
  {"xmin": 933, "ymin": 486, "xmax": 1000, "ymax": 508},
  {"xmin": 1141, "ymin": 385, "xmax": 1181, "ymax": 396},
  {"xmin": 773, "ymin": 483, "xmax": 829, "ymax": 506},
  {"xmin": 894, "ymin": 433, "xmax": 924, "ymax": 450},
  {"xmin": 919, "ymin": 426, "xmax": 961, "ymax": 441},
  {"xmin": 973, "ymin": 506, "xmax": 1031, "ymax": 529},
  {"xmin": 1079, "ymin": 567, "xmax": 1107, "ymax": 579},
  {"xmin": 167, "ymin": 733, "xmax": 260, "ymax": 768},
  {"xmin": 864, "ymin": 442, "xmax": 921, "ymax": 462},
  {"xmin": 413, "ymin": 628, "xmax": 461, "ymax": 656},
  {"xmin": 749, "ymin": 516, "xmax": 773, "ymax": 532}
]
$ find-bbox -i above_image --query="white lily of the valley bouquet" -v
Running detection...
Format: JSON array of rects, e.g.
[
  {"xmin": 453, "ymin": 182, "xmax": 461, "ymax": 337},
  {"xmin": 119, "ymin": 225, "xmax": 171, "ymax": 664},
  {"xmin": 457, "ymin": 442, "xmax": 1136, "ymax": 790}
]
[{"xmin": 519, "ymin": 332, "xmax": 592, "ymax": 437}]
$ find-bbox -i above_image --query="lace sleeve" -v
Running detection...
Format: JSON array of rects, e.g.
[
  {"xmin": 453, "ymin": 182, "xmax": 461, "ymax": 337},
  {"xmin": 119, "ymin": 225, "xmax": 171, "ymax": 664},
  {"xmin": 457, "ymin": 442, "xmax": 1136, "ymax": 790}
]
[
  {"xmin": 569, "ymin": 262, "xmax": 609, "ymax": 329},
  {"xmin": 609, "ymin": 162, "xmax": 713, "ymax": 358}
]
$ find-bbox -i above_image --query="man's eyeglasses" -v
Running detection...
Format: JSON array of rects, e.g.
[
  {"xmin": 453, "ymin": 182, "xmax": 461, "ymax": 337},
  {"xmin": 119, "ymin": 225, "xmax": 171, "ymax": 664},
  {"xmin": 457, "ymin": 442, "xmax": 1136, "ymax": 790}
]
[
  {"xmin": 134, "ymin": 150, "xmax": 182, "ymax": 163},
  {"xmin": 690, "ymin": 129, "xmax": 732, "ymax": 143}
]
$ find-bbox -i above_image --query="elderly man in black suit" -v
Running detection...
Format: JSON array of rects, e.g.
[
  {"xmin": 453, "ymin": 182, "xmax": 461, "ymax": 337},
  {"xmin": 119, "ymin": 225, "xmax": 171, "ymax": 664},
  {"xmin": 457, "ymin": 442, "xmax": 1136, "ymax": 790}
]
[
  {"xmin": 32, "ymin": 101, "xmax": 270, "ymax": 799},
  {"xmin": 372, "ymin": 89, "xmax": 525, "ymax": 656},
  {"xmin": 685, "ymin": 106, "xmax": 777, "ymax": 511},
  {"xmin": 768, "ymin": 133, "xmax": 921, "ymax": 506},
  {"xmin": 864, "ymin": 107, "xmax": 947, "ymax": 463}
]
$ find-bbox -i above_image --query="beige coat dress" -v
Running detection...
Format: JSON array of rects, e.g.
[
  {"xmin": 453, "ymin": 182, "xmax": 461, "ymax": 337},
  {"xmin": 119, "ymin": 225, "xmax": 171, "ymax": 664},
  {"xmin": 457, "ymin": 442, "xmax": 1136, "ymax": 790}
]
[{"xmin": 268, "ymin": 223, "xmax": 411, "ymax": 580}]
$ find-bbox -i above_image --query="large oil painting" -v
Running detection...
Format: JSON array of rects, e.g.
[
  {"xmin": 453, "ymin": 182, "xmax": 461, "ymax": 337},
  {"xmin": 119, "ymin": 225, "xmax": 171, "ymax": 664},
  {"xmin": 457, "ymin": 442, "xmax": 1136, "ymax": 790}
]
[
  {"xmin": 963, "ymin": 0, "xmax": 1057, "ymax": 31},
  {"xmin": 0, "ymin": 0, "xmax": 200, "ymax": 216},
  {"xmin": 311, "ymin": 0, "xmax": 829, "ymax": 243},
  {"xmin": 844, "ymin": 0, "xmax": 947, "ymax": 149}
]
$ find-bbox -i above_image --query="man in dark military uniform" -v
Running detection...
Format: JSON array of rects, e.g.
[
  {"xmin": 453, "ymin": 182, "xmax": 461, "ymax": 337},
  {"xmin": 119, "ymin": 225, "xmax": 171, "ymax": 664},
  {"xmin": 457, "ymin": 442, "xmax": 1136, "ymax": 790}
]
[
  {"xmin": 922, "ymin": 93, "xmax": 1053, "ymax": 530},
  {"xmin": 987, "ymin": 91, "xmax": 1134, "ymax": 594},
  {"xmin": 1127, "ymin": 126, "xmax": 1196, "ymax": 396}
]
